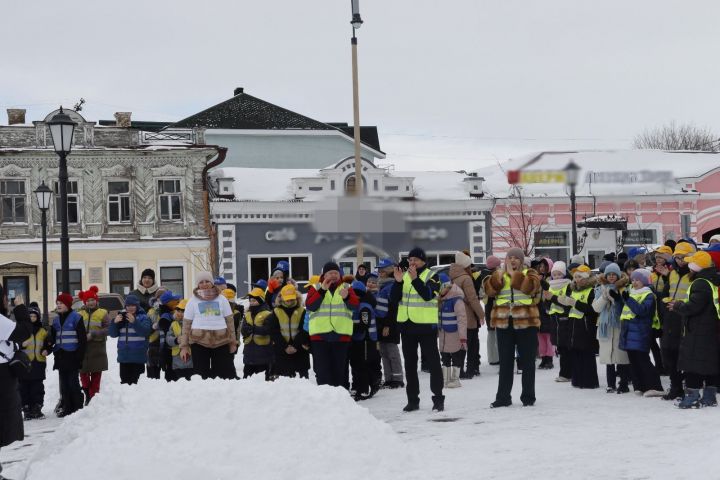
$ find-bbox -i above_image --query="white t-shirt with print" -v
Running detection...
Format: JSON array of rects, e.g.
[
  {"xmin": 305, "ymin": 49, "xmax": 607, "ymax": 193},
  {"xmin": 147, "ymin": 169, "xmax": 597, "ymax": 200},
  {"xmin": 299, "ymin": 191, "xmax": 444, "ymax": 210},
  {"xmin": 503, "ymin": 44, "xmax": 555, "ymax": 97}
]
[{"xmin": 185, "ymin": 295, "xmax": 232, "ymax": 330}]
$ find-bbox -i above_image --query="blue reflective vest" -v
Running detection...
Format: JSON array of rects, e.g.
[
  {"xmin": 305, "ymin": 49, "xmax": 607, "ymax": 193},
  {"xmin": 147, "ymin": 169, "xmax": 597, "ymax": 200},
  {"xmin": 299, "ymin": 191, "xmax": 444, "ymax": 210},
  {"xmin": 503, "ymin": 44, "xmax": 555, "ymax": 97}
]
[
  {"xmin": 439, "ymin": 297, "xmax": 460, "ymax": 333},
  {"xmin": 117, "ymin": 322, "xmax": 149, "ymax": 351},
  {"xmin": 352, "ymin": 301, "xmax": 378, "ymax": 342},
  {"xmin": 52, "ymin": 311, "xmax": 82, "ymax": 352}
]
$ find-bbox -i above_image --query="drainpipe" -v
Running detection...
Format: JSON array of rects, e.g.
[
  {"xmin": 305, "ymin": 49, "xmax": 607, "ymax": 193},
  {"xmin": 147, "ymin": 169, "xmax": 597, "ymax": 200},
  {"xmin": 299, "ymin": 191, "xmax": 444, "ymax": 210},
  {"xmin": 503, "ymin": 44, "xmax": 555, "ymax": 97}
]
[{"xmin": 201, "ymin": 146, "xmax": 227, "ymax": 276}]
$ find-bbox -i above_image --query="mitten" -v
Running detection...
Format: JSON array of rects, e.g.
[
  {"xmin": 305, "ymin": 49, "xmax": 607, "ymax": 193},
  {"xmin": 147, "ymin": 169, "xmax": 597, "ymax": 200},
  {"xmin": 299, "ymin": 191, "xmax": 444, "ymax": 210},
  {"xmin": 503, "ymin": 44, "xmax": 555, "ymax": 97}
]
[
  {"xmin": 267, "ymin": 278, "xmax": 282, "ymax": 293},
  {"xmin": 557, "ymin": 295, "xmax": 576, "ymax": 307},
  {"xmin": 621, "ymin": 290, "xmax": 630, "ymax": 301}
]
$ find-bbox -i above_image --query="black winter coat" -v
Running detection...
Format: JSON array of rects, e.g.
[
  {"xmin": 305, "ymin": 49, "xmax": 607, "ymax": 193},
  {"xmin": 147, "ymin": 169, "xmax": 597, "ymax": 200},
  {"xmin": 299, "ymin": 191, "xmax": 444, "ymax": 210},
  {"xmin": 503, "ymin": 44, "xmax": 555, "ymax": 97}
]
[
  {"xmin": 658, "ymin": 267, "xmax": 690, "ymax": 351},
  {"xmin": 569, "ymin": 286, "xmax": 599, "ymax": 353},
  {"xmin": 674, "ymin": 268, "xmax": 720, "ymax": 376},
  {"xmin": 270, "ymin": 305, "xmax": 310, "ymax": 375},
  {"xmin": 538, "ymin": 279, "xmax": 555, "ymax": 335},
  {"xmin": 0, "ymin": 304, "xmax": 31, "ymax": 448},
  {"xmin": 547, "ymin": 285, "xmax": 572, "ymax": 348}
]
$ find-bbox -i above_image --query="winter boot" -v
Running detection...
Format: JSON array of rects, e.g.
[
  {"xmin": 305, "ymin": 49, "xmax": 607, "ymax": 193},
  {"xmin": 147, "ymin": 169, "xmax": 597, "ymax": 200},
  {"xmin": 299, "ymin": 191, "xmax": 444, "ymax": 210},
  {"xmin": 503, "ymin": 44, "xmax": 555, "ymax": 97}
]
[
  {"xmin": 31, "ymin": 404, "xmax": 45, "ymax": 420},
  {"xmin": 490, "ymin": 399, "xmax": 512, "ymax": 408},
  {"xmin": 662, "ymin": 388, "xmax": 684, "ymax": 401},
  {"xmin": 459, "ymin": 367, "xmax": 472, "ymax": 379},
  {"xmin": 22, "ymin": 405, "xmax": 31, "ymax": 421},
  {"xmin": 544, "ymin": 356, "xmax": 554, "ymax": 369},
  {"xmin": 442, "ymin": 366, "xmax": 451, "ymax": 387},
  {"xmin": 677, "ymin": 388, "xmax": 702, "ymax": 409},
  {"xmin": 701, "ymin": 386, "xmax": 718, "ymax": 407},
  {"xmin": 432, "ymin": 395, "xmax": 445, "ymax": 412},
  {"xmin": 403, "ymin": 398, "xmax": 420, "ymax": 412},
  {"xmin": 446, "ymin": 367, "xmax": 461, "ymax": 388}
]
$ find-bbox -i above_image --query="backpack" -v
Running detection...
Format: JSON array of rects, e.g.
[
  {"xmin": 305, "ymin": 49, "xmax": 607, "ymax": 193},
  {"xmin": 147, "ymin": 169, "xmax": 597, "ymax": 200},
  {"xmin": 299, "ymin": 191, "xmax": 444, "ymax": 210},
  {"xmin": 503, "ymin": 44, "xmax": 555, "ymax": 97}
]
[{"xmin": 0, "ymin": 340, "xmax": 32, "ymax": 378}]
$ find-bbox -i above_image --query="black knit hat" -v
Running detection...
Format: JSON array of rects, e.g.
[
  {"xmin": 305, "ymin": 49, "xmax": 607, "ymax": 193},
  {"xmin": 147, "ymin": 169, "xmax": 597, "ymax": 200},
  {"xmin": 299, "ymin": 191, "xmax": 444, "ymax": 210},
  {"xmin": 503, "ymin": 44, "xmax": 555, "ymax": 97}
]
[
  {"xmin": 141, "ymin": 269, "xmax": 156, "ymax": 281},
  {"xmin": 407, "ymin": 247, "xmax": 427, "ymax": 262},
  {"xmin": 322, "ymin": 262, "xmax": 341, "ymax": 275}
]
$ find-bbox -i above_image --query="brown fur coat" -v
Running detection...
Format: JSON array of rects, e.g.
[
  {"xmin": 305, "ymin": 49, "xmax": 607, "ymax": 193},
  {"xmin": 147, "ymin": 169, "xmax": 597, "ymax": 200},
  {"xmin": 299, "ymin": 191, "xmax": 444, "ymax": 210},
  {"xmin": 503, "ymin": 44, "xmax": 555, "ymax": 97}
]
[{"xmin": 485, "ymin": 268, "xmax": 541, "ymax": 329}]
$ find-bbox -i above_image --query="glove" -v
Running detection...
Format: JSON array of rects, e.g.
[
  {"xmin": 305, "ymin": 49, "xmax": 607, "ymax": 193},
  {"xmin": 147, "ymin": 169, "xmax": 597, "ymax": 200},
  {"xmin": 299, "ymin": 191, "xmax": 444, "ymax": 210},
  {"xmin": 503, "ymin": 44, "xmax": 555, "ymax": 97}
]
[
  {"xmin": 621, "ymin": 290, "xmax": 630, "ymax": 301},
  {"xmin": 557, "ymin": 295, "xmax": 576, "ymax": 307},
  {"xmin": 608, "ymin": 289, "xmax": 621, "ymax": 301}
]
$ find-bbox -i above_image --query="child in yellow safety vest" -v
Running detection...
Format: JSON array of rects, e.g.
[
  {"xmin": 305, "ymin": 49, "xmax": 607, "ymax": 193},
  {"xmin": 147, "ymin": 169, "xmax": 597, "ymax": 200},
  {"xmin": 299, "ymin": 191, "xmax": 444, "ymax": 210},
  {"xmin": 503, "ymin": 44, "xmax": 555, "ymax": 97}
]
[
  {"xmin": 544, "ymin": 261, "xmax": 573, "ymax": 382},
  {"xmin": 18, "ymin": 307, "xmax": 47, "ymax": 420},
  {"xmin": 241, "ymin": 288, "xmax": 274, "ymax": 380},
  {"xmin": 165, "ymin": 299, "xmax": 193, "ymax": 381}
]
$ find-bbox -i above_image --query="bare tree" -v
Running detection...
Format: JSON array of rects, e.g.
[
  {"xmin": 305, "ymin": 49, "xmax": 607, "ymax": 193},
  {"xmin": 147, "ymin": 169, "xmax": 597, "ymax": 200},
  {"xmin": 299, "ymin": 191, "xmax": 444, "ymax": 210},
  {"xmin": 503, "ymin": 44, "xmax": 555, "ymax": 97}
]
[
  {"xmin": 633, "ymin": 121, "xmax": 719, "ymax": 151},
  {"xmin": 493, "ymin": 185, "xmax": 545, "ymax": 256}
]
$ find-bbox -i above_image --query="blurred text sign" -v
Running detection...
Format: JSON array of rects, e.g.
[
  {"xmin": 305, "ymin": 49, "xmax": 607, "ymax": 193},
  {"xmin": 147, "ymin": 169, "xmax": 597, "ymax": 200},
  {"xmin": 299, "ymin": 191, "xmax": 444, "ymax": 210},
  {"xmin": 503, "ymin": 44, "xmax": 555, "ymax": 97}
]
[
  {"xmin": 507, "ymin": 170, "xmax": 567, "ymax": 184},
  {"xmin": 585, "ymin": 171, "xmax": 674, "ymax": 184}
]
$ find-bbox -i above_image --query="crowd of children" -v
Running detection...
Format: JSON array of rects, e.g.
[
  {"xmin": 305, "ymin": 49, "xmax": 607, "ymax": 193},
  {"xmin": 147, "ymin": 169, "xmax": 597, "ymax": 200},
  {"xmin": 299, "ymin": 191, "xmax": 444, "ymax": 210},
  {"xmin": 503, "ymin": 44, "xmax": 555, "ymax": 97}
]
[{"xmin": 10, "ymin": 236, "xmax": 720, "ymax": 424}]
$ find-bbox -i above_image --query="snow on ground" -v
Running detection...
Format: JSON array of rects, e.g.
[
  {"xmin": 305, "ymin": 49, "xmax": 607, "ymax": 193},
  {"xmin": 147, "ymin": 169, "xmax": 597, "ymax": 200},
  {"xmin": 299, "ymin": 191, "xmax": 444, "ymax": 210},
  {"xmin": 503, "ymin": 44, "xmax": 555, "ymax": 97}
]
[{"xmin": 4, "ymin": 330, "xmax": 720, "ymax": 480}]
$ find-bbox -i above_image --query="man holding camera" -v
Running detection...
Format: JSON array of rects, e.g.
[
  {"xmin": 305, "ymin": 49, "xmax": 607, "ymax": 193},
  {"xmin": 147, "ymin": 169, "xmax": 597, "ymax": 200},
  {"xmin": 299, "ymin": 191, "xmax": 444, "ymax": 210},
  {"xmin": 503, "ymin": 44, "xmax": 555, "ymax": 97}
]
[{"xmin": 389, "ymin": 247, "xmax": 444, "ymax": 412}]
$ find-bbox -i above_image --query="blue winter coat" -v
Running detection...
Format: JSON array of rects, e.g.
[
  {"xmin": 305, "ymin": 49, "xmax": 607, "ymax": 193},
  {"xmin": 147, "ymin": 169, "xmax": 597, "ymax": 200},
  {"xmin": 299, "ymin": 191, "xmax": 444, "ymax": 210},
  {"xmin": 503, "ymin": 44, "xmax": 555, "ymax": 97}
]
[
  {"xmin": 619, "ymin": 289, "xmax": 655, "ymax": 353},
  {"xmin": 108, "ymin": 309, "xmax": 152, "ymax": 364}
]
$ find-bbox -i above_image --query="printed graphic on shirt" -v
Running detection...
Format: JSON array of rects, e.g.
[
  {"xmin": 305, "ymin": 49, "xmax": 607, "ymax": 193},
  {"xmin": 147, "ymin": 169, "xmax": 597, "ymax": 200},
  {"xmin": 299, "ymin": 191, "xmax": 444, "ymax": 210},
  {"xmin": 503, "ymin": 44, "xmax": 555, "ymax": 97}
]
[{"xmin": 199, "ymin": 301, "xmax": 221, "ymax": 317}]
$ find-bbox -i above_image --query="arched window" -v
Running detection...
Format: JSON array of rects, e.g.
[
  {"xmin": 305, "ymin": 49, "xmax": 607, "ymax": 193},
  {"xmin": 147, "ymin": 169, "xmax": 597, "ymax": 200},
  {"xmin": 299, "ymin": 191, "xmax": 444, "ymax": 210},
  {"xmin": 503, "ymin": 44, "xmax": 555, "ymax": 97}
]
[{"xmin": 344, "ymin": 175, "xmax": 366, "ymax": 195}]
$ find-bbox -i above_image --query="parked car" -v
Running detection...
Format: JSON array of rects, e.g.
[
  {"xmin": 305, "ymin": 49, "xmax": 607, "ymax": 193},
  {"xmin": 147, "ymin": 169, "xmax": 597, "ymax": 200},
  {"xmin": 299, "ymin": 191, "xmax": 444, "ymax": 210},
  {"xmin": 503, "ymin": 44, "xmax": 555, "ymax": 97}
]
[{"xmin": 71, "ymin": 293, "xmax": 125, "ymax": 318}]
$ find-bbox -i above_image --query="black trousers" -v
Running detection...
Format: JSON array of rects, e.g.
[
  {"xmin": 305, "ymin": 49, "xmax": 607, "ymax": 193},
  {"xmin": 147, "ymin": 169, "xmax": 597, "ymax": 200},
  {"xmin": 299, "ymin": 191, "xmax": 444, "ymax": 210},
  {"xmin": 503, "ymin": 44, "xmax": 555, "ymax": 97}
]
[
  {"xmin": 661, "ymin": 348, "xmax": 683, "ymax": 393},
  {"xmin": 18, "ymin": 378, "xmax": 45, "ymax": 407},
  {"xmin": 685, "ymin": 372, "xmax": 719, "ymax": 389},
  {"xmin": 191, "ymin": 344, "xmax": 237, "ymax": 380},
  {"xmin": 441, "ymin": 351, "xmax": 464, "ymax": 367},
  {"xmin": 496, "ymin": 326, "xmax": 537, "ymax": 404},
  {"xmin": 350, "ymin": 340, "xmax": 381, "ymax": 395},
  {"xmin": 649, "ymin": 334, "xmax": 664, "ymax": 373},
  {"xmin": 243, "ymin": 364, "xmax": 270, "ymax": 380},
  {"xmin": 606, "ymin": 364, "xmax": 630, "ymax": 390},
  {"xmin": 120, "ymin": 363, "xmax": 145, "ymax": 385},
  {"xmin": 627, "ymin": 350, "xmax": 663, "ymax": 392},
  {"xmin": 465, "ymin": 327, "xmax": 480, "ymax": 374},
  {"xmin": 58, "ymin": 369, "xmax": 83, "ymax": 415},
  {"xmin": 571, "ymin": 349, "xmax": 599, "ymax": 389},
  {"xmin": 557, "ymin": 345, "xmax": 573, "ymax": 380},
  {"xmin": 401, "ymin": 331, "xmax": 443, "ymax": 404},
  {"xmin": 312, "ymin": 340, "xmax": 350, "ymax": 388},
  {"xmin": 146, "ymin": 365, "xmax": 161, "ymax": 380},
  {"xmin": 171, "ymin": 368, "xmax": 194, "ymax": 381}
]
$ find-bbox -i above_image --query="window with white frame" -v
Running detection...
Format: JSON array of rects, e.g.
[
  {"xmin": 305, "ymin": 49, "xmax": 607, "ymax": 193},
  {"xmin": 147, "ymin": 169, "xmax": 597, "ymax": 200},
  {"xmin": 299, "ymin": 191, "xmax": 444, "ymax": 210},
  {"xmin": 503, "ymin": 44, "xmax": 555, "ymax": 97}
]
[
  {"xmin": 109, "ymin": 267, "xmax": 134, "ymax": 295},
  {"xmin": 56, "ymin": 269, "xmax": 82, "ymax": 296},
  {"xmin": 160, "ymin": 266, "xmax": 184, "ymax": 296},
  {"xmin": 54, "ymin": 180, "xmax": 79, "ymax": 224},
  {"xmin": 107, "ymin": 181, "xmax": 131, "ymax": 222},
  {"xmin": 0, "ymin": 180, "xmax": 26, "ymax": 223},
  {"xmin": 158, "ymin": 179, "xmax": 182, "ymax": 221},
  {"xmin": 249, "ymin": 255, "xmax": 310, "ymax": 287}
]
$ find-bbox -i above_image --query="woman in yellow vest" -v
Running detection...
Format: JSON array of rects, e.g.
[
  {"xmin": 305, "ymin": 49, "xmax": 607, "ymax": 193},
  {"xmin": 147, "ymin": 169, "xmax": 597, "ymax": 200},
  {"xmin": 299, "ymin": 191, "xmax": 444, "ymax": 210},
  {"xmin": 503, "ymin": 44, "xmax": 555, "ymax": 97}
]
[
  {"xmin": 305, "ymin": 262, "xmax": 360, "ymax": 388},
  {"xmin": 658, "ymin": 241, "xmax": 695, "ymax": 400},
  {"xmin": 668, "ymin": 251, "xmax": 720, "ymax": 408},
  {"xmin": 18, "ymin": 307, "xmax": 48, "ymax": 420},
  {"xmin": 544, "ymin": 261, "xmax": 573, "ymax": 382},
  {"xmin": 240, "ymin": 288, "xmax": 274, "ymax": 380},
  {"xmin": 485, "ymin": 247, "xmax": 541, "ymax": 408},
  {"xmin": 553, "ymin": 265, "xmax": 599, "ymax": 389}
]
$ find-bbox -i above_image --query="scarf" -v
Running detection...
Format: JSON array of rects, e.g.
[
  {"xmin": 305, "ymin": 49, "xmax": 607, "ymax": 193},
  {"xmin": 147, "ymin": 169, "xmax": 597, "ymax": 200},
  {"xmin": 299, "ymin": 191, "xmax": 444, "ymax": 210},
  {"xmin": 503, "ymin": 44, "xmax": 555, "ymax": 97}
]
[
  {"xmin": 136, "ymin": 284, "xmax": 159, "ymax": 295},
  {"xmin": 596, "ymin": 283, "xmax": 622, "ymax": 339},
  {"xmin": 548, "ymin": 278, "xmax": 571, "ymax": 290},
  {"xmin": 195, "ymin": 287, "xmax": 219, "ymax": 301}
]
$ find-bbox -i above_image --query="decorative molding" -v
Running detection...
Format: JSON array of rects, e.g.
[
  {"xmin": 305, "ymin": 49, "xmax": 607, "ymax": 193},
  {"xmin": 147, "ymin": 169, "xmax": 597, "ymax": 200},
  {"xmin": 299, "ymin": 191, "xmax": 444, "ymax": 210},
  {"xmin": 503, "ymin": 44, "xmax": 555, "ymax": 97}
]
[
  {"xmin": 151, "ymin": 164, "xmax": 186, "ymax": 177},
  {"xmin": 0, "ymin": 164, "xmax": 32, "ymax": 177},
  {"xmin": 101, "ymin": 164, "xmax": 131, "ymax": 177}
]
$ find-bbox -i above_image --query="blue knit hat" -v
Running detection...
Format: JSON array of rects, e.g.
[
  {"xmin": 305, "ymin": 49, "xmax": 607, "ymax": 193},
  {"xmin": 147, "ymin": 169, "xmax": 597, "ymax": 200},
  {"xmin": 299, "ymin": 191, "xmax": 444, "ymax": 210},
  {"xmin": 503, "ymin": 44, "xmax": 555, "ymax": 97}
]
[
  {"xmin": 438, "ymin": 273, "xmax": 451, "ymax": 285},
  {"xmin": 125, "ymin": 294, "xmax": 140, "ymax": 307},
  {"xmin": 604, "ymin": 262, "xmax": 622, "ymax": 278},
  {"xmin": 351, "ymin": 280, "xmax": 366, "ymax": 293}
]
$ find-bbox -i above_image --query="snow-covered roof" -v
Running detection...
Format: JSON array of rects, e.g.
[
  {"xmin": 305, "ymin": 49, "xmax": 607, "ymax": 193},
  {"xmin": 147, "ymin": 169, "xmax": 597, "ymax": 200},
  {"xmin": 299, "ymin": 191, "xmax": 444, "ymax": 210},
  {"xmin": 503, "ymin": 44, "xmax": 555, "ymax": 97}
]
[{"xmin": 476, "ymin": 150, "xmax": 720, "ymax": 198}]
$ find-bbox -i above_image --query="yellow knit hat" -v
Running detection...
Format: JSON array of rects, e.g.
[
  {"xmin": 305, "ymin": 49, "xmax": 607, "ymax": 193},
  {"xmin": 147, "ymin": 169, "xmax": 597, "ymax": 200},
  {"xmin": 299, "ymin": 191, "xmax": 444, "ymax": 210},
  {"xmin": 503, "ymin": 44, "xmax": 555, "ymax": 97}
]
[
  {"xmin": 673, "ymin": 242, "xmax": 696, "ymax": 257},
  {"xmin": 685, "ymin": 251, "xmax": 713, "ymax": 271},
  {"xmin": 221, "ymin": 288, "xmax": 236, "ymax": 302}
]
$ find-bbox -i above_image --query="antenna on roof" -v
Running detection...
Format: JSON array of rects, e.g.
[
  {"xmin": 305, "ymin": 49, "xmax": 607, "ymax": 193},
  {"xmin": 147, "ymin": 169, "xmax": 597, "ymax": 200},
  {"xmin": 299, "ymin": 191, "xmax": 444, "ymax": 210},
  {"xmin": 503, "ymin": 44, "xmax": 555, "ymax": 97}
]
[{"xmin": 73, "ymin": 98, "xmax": 85, "ymax": 112}]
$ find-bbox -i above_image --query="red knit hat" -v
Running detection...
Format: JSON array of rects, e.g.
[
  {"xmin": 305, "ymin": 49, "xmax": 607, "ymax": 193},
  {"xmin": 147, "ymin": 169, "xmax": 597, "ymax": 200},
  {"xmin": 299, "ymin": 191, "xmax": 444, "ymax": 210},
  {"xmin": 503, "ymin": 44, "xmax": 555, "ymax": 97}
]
[
  {"xmin": 56, "ymin": 293, "xmax": 74, "ymax": 310},
  {"xmin": 79, "ymin": 285, "xmax": 99, "ymax": 304}
]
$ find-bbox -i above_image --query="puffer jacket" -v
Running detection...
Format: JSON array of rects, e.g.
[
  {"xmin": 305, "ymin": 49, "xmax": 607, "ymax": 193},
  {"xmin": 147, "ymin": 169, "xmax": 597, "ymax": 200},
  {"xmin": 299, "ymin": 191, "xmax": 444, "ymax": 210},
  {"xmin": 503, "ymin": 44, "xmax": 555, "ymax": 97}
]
[
  {"xmin": 619, "ymin": 287, "xmax": 655, "ymax": 353},
  {"xmin": 448, "ymin": 264, "xmax": 484, "ymax": 329},
  {"xmin": 108, "ymin": 308, "xmax": 153, "ymax": 364},
  {"xmin": 485, "ymin": 268, "xmax": 541, "ymax": 329},
  {"xmin": 438, "ymin": 284, "xmax": 467, "ymax": 353},
  {"xmin": 674, "ymin": 268, "xmax": 720, "ymax": 376},
  {"xmin": 658, "ymin": 265, "xmax": 691, "ymax": 351}
]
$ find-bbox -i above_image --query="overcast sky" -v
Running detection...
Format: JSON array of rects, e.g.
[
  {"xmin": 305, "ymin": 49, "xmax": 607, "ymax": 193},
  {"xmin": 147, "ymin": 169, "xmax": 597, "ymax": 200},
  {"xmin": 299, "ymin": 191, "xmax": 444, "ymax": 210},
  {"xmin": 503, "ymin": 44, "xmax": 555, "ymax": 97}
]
[{"xmin": 2, "ymin": 0, "xmax": 720, "ymax": 168}]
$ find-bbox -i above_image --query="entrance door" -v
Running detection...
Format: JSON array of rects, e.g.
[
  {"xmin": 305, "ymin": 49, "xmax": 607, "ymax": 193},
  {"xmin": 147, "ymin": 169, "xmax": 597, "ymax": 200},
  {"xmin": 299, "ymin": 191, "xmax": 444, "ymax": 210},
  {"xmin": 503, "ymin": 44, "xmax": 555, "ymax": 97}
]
[
  {"xmin": 337, "ymin": 258, "xmax": 376, "ymax": 277},
  {"xmin": 587, "ymin": 250, "xmax": 606, "ymax": 270},
  {"xmin": 3, "ymin": 276, "xmax": 29, "ymax": 305}
]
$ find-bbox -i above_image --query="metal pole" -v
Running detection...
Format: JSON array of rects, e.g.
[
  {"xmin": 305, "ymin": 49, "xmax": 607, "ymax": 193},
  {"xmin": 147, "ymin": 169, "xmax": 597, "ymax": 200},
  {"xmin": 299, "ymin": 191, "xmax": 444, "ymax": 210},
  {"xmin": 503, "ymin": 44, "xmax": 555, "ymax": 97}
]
[
  {"xmin": 58, "ymin": 151, "xmax": 70, "ymax": 294},
  {"xmin": 351, "ymin": 30, "xmax": 364, "ymax": 269},
  {"xmin": 570, "ymin": 184, "xmax": 578, "ymax": 256},
  {"xmin": 41, "ymin": 208, "xmax": 49, "ymax": 326}
]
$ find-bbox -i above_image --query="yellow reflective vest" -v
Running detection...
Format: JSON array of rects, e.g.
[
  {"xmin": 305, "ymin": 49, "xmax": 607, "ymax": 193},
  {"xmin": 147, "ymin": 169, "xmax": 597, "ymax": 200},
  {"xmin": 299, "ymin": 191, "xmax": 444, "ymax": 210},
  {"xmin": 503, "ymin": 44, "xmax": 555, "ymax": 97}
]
[
  {"xmin": 169, "ymin": 320, "xmax": 182, "ymax": 357},
  {"xmin": 398, "ymin": 269, "xmax": 438, "ymax": 324},
  {"xmin": 243, "ymin": 310, "xmax": 272, "ymax": 346},
  {"xmin": 667, "ymin": 270, "xmax": 692, "ymax": 303},
  {"xmin": 274, "ymin": 306, "xmax": 304, "ymax": 343},
  {"xmin": 496, "ymin": 269, "xmax": 533, "ymax": 307},
  {"xmin": 79, "ymin": 307, "xmax": 108, "ymax": 341},
  {"xmin": 688, "ymin": 278, "xmax": 720, "ymax": 319},
  {"xmin": 620, "ymin": 291, "xmax": 653, "ymax": 321},
  {"xmin": 569, "ymin": 288, "xmax": 593, "ymax": 319},
  {"xmin": 309, "ymin": 284, "xmax": 353, "ymax": 336},
  {"xmin": 23, "ymin": 327, "xmax": 48, "ymax": 363},
  {"xmin": 547, "ymin": 283, "xmax": 569, "ymax": 315}
]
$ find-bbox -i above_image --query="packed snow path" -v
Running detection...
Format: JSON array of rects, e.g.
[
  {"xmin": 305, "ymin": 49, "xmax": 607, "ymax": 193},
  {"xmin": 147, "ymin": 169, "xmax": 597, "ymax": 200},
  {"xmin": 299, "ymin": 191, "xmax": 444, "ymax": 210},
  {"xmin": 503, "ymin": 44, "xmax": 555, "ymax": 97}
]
[{"xmin": 4, "ymin": 334, "xmax": 720, "ymax": 480}]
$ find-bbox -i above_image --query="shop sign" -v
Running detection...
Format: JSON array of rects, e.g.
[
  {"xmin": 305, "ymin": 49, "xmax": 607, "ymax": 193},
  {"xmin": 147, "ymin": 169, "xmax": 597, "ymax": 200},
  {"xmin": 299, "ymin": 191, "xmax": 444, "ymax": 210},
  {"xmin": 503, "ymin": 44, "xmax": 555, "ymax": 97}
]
[
  {"xmin": 586, "ymin": 171, "xmax": 673, "ymax": 184},
  {"xmin": 623, "ymin": 229, "xmax": 656, "ymax": 245},
  {"xmin": 265, "ymin": 227, "xmax": 297, "ymax": 242},
  {"xmin": 534, "ymin": 231, "xmax": 568, "ymax": 247},
  {"xmin": 314, "ymin": 233, "xmax": 370, "ymax": 244},
  {"xmin": 507, "ymin": 170, "xmax": 567, "ymax": 184},
  {"xmin": 411, "ymin": 227, "xmax": 447, "ymax": 241}
]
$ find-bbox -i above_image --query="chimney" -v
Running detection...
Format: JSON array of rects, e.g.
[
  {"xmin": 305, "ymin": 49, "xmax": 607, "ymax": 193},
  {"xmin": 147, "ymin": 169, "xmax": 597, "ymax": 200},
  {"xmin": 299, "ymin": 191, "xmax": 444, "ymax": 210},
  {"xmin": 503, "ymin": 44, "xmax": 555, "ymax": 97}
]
[
  {"xmin": 7, "ymin": 109, "xmax": 26, "ymax": 125},
  {"xmin": 114, "ymin": 112, "xmax": 132, "ymax": 127},
  {"xmin": 233, "ymin": 87, "xmax": 244, "ymax": 96}
]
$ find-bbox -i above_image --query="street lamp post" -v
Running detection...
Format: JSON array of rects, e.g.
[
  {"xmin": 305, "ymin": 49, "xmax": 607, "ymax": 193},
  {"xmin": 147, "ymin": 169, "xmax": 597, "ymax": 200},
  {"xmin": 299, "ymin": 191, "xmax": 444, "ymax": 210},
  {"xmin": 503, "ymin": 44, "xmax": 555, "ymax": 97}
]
[
  {"xmin": 350, "ymin": 0, "xmax": 365, "ymax": 271},
  {"xmin": 47, "ymin": 107, "xmax": 76, "ymax": 294},
  {"xmin": 34, "ymin": 181, "xmax": 52, "ymax": 326},
  {"xmin": 564, "ymin": 160, "xmax": 581, "ymax": 256}
]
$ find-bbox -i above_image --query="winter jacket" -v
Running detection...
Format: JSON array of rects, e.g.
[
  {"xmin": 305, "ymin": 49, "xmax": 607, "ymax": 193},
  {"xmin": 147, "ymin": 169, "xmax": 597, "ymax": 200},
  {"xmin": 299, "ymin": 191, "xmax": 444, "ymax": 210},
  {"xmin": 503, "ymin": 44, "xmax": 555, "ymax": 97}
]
[
  {"xmin": 658, "ymin": 266, "xmax": 691, "ymax": 351},
  {"xmin": 674, "ymin": 268, "xmax": 720, "ymax": 376},
  {"xmin": 564, "ymin": 276, "xmax": 599, "ymax": 352},
  {"xmin": 479, "ymin": 269, "xmax": 496, "ymax": 330},
  {"xmin": 241, "ymin": 304, "xmax": 275, "ymax": 366},
  {"xmin": 592, "ymin": 273, "xmax": 630, "ymax": 365},
  {"xmin": 128, "ymin": 284, "xmax": 159, "ymax": 312},
  {"xmin": 388, "ymin": 265, "xmax": 441, "ymax": 335},
  {"xmin": 537, "ymin": 278, "xmax": 555, "ymax": 335},
  {"xmin": 375, "ymin": 278, "xmax": 400, "ymax": 344},
  {"xmin": 270, "ymin": 303, "xmax": 310, "ymax": 373},
  {"xmin": 449, "ymin": 263, "xmax": 484, "ymax": 329},
  {"xmin": 485, "ymin": 268, "xmax": 541, "ymax": 329},
  {"xmin": 78, "ymin": 306, "xmax": 110, "ymax": 374},
  {"xmin": 438, "ymin": 284, "xmax": 468, "ymax": 353},
  {"xmin": 21, "ymin": 321, "xmax": 48, "ymax": 380},
  {"xmin": 305, "ymin": 282, "xmax": 360, "ymax": 342},
  {"xmin": 619, "ymin": 287, "xmax": 656, "ymax": 353},
  {"xmin": 109, "ymin": 309, "xmax": 153, "ymax": 364},
  {"xmin": 45, "ymin": 310, "xmax": 87, "ymax": 371},
  {"xmin": 0, "ymin": 304, "xmax": 31, "ymax": 448},
  {"xmin": 352, "ymin": 292, "xmax": 378, "ymax": 342},
  {"xmin": 547, "ymin": 282, "xmax": 572, "ymax": 348}
]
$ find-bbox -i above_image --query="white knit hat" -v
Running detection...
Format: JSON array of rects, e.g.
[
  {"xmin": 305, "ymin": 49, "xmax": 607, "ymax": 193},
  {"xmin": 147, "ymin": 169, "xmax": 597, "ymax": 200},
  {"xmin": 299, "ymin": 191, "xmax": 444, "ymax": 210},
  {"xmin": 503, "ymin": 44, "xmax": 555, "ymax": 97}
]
[
  {"xmin": 454, "ymin": 251, "xmax": 472, "ymax": 269},
  {"xmin": 551, "ymin": 261, "xmax": 567, "ymax": 276}
]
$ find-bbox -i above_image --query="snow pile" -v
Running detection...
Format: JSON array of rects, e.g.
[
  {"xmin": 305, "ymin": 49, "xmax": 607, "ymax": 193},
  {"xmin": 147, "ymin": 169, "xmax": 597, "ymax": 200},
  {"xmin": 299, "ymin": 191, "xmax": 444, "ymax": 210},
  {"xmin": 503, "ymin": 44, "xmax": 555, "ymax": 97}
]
[{"xmin": 24, "ymin": 376, "xmax": 421, "ymax": 480}]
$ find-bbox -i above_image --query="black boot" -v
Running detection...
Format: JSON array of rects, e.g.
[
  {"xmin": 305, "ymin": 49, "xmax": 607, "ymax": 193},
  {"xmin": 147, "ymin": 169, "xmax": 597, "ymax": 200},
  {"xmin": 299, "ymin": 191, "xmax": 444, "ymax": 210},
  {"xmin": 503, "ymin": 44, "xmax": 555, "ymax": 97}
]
[
  {"xmin": 544, "ymin": 356, "xmax": 554, "ymax": 369},
  {"xmin": 22, "ymin": 405, "xmax": 31, "ymax": 421},
  {"xmin": 31, "ymin": 404, "xmax": 45, "ymax": 420},
  {"xmin": 432, "ymin": 395, "xmax": 445, "ymax": 412},
  {"xmin": 403, "ymin": 401, "xmax": 420, "ymax": 412}
]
